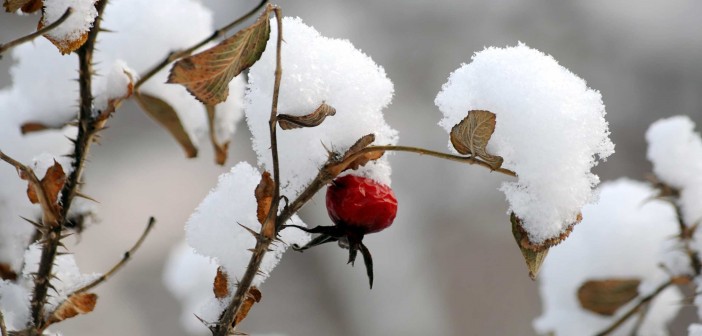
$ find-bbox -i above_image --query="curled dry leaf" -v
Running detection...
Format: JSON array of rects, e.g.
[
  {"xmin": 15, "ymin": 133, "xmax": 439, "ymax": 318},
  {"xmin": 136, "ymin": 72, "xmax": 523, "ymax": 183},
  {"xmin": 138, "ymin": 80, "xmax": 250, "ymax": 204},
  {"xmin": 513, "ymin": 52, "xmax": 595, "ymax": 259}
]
[
  {"xmin": 510, "ymin": 213, "xmax": 549, "ymax": 280},
  {"xmin": 168, "ymin": 6, "xmax": 272, "ymax": 105},
  {"xmin": 577, "ymin": 278, "xmax": 641, "ymax": 316},
  {"xmin": 328, "ymin": 134, "xmax": 385, "ymax": 176},
  {"xmin": 205, "ymin": 104, "xmax": 230, "ymax": 165},
  {"xmin": 278, "ymin": 102, "xmax": 337, "ymax": 130},
  {"xmin": 134, "ymin": 92, "xmax": 198, "ymax": 158},
  {"xmin": 450, "ymin": 110, "xmax": 503, "ymax": 170},
  {"xmin": 46, "ymin": 292, "xmax": 97, "ymax": 326},
  {"xmin": 255, "ymin": 171, "xmax": 275, "ymax": 239},
  {"xmin": 233, "ymin": 286, "xmax": 262, "ymax": 326},
  {"xmin": 4, "ymin": 0, "xmax": 42, "ymax": 13},
  {"xmin": 25, "ymin": 160, "xmax": 66, "ymax": 208},
  {"xmin": 213, "ymin": 267, "xmax": 229, "ymax": 299}
]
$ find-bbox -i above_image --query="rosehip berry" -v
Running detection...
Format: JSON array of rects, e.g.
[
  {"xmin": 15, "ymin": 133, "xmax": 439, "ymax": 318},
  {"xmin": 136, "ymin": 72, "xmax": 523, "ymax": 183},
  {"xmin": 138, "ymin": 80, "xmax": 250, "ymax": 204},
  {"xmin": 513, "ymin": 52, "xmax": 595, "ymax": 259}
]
[
  {"xmin": 326, "ymin": 175, "xmax": 398, "ymax": 235},
  {"xmin": 287, "ymin": 174, "xmax": 398, "ymax": 288}
]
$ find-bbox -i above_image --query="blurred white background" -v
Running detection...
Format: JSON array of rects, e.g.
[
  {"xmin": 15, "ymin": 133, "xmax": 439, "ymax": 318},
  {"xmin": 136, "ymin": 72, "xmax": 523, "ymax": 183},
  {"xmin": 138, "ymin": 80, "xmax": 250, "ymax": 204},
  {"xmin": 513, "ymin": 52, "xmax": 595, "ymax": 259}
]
[{"xmin": 1, "ymin": 0, "xmax": 702, "ymax": 335}]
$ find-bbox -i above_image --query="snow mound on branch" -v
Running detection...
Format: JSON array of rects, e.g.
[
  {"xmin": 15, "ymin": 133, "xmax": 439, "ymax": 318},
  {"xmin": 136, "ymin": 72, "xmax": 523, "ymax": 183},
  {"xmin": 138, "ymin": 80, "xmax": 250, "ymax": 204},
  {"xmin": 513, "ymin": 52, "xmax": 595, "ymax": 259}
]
[
  {"xmin": 42, "ymin": 0, "xmax": 98, "ymax": 49},
  {"xmin": 0, "ymin": 280, "xmax": 31, "ymax": 330},
  {"xmin": 435, "ymin": 43, "xmax": 614, "ymax": 244},
  {"xmin": 185, "ymin": 162, "xmax": 310, "ymax": 322},
  {"xmin": 534, "ymin": 179, "xmax": 681, "ymax": 336},
  {"xmin": 245, "ymin": 17, "xmax": 397, "ymax": 197},
  {"xmin": 646, "ymin": 115, "xmax": 702, "ymax": 226}
]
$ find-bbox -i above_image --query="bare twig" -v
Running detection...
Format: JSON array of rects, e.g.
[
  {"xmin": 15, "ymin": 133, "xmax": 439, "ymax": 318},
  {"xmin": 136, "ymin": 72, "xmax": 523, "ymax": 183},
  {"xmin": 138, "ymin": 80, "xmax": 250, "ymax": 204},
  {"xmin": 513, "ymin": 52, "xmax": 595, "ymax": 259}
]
[
  {"xmin": 134, "ymin": 0, "xmax": 268, "ymax": 90},
  {"xmin": 595, "ymin": 279, "xmax": 674, "ymax": 336},
  {"xmin": 71, "ymin": 217, "xmax": 155, "ymax": 294},
  {"xmin": 0, "ymin": 8, "xmax": 73, "ymax": 56},
  {"xmin": 212, "ymin": 6, "xmax": 281, "ymax": 336},
  {"xmin": 29, "ymin": 1, "xmax": 109, "ymax": 332}
]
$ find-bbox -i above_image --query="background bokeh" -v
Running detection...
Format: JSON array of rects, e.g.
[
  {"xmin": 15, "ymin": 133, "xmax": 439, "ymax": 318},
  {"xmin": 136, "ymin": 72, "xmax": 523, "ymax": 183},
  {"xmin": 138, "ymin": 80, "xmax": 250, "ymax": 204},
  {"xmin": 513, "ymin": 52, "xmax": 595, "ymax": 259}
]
[{"xmin": 1, "ymin": 0, "xmax": 701, "ymax": 335}]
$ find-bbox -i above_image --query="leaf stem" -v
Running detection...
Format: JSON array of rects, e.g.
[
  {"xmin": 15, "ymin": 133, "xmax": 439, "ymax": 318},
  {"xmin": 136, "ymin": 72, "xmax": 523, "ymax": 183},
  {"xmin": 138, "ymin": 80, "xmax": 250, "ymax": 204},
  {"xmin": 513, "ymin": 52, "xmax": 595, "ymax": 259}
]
[
  {"xmin": 134, "ymin": 0, "xmax": 269, "ymax": 90},
  {"xmin": 358, "ymin": 145, "xmax": 517, "ymax": 177},
  {"xmin": 70, "ymin": 217, "xmax": 155, "ymax": 294},
  {"xmin": 594, "ymin": 279, "xmax": 673, "ymax": 336},
  {"xmin": 0, "ymin": 7, "xmax": 73, "ymax": 56}
]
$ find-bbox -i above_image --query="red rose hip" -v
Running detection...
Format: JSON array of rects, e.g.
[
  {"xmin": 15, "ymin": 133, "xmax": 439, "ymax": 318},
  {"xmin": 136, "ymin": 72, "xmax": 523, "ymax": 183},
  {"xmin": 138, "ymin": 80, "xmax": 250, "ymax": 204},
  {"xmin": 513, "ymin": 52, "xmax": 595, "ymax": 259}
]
[{"xmin": 326, "ymin": 175, "xmax": 398, "ymax": 235}]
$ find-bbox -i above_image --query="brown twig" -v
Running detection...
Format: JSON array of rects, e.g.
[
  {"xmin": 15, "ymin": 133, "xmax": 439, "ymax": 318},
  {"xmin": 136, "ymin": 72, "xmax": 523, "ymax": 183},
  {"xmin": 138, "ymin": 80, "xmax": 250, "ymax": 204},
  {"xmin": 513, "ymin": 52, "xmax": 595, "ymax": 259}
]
[
  {"xmin": 0, "ymin": 8, "xmax": 73, "ymax": 56},
  {"xmin": 0, "ymin": 309, "xmax": 7, "ymax": 336},
  {"xmin": 595, "ymin": 279, "xmax": 674, "ymax": 336},
  {"xmin": 28, "ymin": 1, "xmax": 109, "ymax": 332},
  {"xmin": 134, "ymin": 0, "xmax": 268, "ymax": 90},
  {"xmin": 212, "ymin": 5, "xmax": 280, "ymax": 336},
  {"xmin": 71, "ymin": 217, "xmax": 155, "ymax": 294}
]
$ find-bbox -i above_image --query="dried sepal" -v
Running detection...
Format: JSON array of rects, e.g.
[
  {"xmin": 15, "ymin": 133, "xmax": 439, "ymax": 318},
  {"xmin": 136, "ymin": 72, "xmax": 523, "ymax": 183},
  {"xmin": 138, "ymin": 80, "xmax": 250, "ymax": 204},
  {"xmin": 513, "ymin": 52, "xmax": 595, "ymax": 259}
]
[
  {"xmin": 577, "ymin": 279, "xmax": 641, "ymax": 316},
  {"xmin": 134, "ymin": 92, "xmax": 198, "ymax": 158},
  {"xmin": 213, "ymin": 267, "xmax": 229, "ymax": 299},
  {"xmin": 233, "ymin": 286, "xmax": 262, "ymax": 326},
  {"xmin": 450, "ymin": 110, "xmax": 503, "ymax": 169},
  {"xmin": 205, "ymin": 104, "xmax": 230, "ymax": 165},
  {"xmin": 4, "ymin": 0, "xmax": 41, "ymax": 13},
  {"xmin": 278, "ymin": 102, "xmax": 337, "ymax": 130},
  {"xmin": 511, "ymin": 213, "xmax": 549, "ymax": 280},
  {"xmin": 168, "ymin": 6, "xmax": 272, "ymax": 105},
  {"xmin": 46, "ymin": 292, "xmax": 97, "ymax": 326}
]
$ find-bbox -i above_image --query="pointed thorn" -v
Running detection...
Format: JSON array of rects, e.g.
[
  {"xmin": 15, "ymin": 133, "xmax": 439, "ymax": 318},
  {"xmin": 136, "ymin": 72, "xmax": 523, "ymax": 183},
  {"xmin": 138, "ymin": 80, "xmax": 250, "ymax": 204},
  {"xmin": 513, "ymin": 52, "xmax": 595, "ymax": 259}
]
[
  {"xmin": 75, "ymin": 191, "xmax": 99, "ymax": 203},
  {"xmin": 20, "ymin": 216, "xmax": 43, "ymax": 229}
]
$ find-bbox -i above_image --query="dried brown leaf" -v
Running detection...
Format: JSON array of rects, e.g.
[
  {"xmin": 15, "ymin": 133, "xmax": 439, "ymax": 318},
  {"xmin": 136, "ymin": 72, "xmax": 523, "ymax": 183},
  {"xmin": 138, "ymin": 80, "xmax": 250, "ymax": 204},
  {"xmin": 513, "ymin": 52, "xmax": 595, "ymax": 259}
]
[
  {"xmin": 213, "ymin": 267, "xmax": 229, "ymax": 299},
  {"xmin": 3, "ymin": 0, "xmax": 41, "ymax": 13},
  {"xmin": 25, "ymin": 160, "xmax": 65, "ymax": 208},
  {"xmin": 233, "ymin": 286, "xmax": 262, "ymax": 326},
  {"xmin": 328, "ymin": 134, "xmax": 385, "ymax": 176},
  {"xmin": 510, "ymin": 213, "xmax": 549, "ymax": 280},
  {"xmin": 205, "ymin": 104, "xmax": 230, "ymax": 165},
  {"xmin": 96, "ymin": 69, "xmax": 135, "ymax": 128},
  {"xmin": 20, "ymin": 122, "xmax": 51, "ymax": 134},
  {"xmin": 255, "ymin": 172, "xmax": 274, "ymax": 225},
  {"xmin": 135, "ymin": 92, "xmax": 198, "ymax": 158},
  {"xmin": 450, "ymin": 110, "xmax": 503, "ymax": 169},
  {"xmin": 0, "ymin": 263, "xmax": 17, "ymax": 281},
  {"xmin": 577, "ymin": 279, "xmax": 641, "ymax": 316},
  {"xmin": 168, "ymin": 7, "xmax": 271, "ymax": 105},
  {"xmin": 278, "ymin": 102, "xmax": 337, "ymax": 130},
  {"xmin": 47, "ymin": 292, "xmax": 97, "ymax": 325}
]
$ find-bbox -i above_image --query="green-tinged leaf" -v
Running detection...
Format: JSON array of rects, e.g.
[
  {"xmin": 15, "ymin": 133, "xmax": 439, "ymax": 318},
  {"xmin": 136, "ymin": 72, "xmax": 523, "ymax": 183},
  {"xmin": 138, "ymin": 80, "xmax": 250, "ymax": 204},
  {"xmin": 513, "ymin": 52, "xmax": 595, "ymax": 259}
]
[
  {"xmin": 205, "ymin": 104, "xmax": 229, "ymax": 165},
  {"xmin": 450, "ymin": 110, "xmax": 503, "ymax": 169},
  {"xmin": 511, "ymin": 213, "xmax": 549, "ymax": 280},
  {"xmin": 577, "ymin": 279, "xmax": 641, "ymax": 316},
  {"xmin": 168, "ymin": 7, "xmax": 272, "ymax": 105},
  {"xmin": 135, "ymin": 92, "xmax": 198, "ymax": 158},
  {"xmin": 278, "ymin": 102, "xmax": 337, "ymax": 130}
]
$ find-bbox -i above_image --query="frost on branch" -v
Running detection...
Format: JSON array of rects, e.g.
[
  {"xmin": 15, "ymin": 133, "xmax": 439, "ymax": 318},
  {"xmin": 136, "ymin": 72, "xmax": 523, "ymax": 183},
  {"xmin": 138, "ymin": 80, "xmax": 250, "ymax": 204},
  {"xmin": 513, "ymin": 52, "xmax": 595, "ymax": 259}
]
[
  {"xmin": 646, "ymin": 115, "xmax": 702, "ymax": 226},
  {"xmin": 245, "ymin": 17, "xmax": 398, "ymax": 196},
  {"xmin": 534, "ymin": 179, "xmax": 682, "ymax": 336},
  {"xmin": 435, "ymin": 43, "xmax": 614, "ymax": 246},
  {"xmin": 183, "ymin": 163, "xmax": 310, "ymax": 324},
  {"xmin": 41, "ymin": 0, "xmax": 98, "ymax": 54}
]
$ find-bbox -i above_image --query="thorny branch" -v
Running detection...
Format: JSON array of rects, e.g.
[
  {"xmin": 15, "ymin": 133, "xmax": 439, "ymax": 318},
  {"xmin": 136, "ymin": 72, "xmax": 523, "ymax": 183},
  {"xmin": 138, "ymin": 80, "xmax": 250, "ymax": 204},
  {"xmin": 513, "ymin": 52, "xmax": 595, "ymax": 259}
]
[
  {"xmin": 0, "ymin": 8, "xmax": 73, "ymax": 56},
  {"xmin": 212, "ymin": 5, "xmax": 281, "ymax": 336},
  {"xmin": 71, "ymin": 217, "xmax": 156, "ymax": 294},
  {"xmin": 28, "ymin": 1, "xmax": 109, "ymax": 333},
  {"xmin": 135, "ymin": 0, "xmax": 269, "ymax": 90}
]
